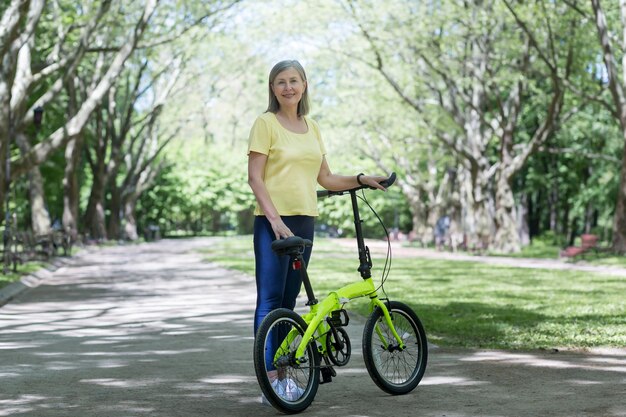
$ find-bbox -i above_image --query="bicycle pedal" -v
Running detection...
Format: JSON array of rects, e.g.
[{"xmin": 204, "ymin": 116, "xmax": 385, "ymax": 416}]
[
  {"xmin": 320, "ymin": 366, "xmax": 336, "ymax": 384},
  {"xmin": 327, "ymin": 309, "xmax": 350, "ymax": 327}
]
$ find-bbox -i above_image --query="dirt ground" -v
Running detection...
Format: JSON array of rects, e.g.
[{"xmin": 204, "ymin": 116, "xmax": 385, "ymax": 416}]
[{"xmin": 0, "ymin": 237, "xmax": 624, "ymax": 417}]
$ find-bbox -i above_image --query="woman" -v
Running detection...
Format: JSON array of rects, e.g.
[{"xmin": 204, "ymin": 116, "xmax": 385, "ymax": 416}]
[{"xmin": 247, "ymin": 60, "xmax": 386, "ymax": 401}]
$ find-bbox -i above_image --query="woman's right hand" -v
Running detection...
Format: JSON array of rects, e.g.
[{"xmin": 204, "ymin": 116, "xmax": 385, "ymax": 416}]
[{"xmin": 270, "ymin": 218, "xmax": 294, "ymax": 240}]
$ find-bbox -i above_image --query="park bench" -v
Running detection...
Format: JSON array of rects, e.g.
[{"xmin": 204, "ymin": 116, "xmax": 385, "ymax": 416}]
[
  {"xmin": 560, "ymin": 234, "xmax": 599, "ymax": 260},
  {"xmin": 1, "ymin": 228, "xmax": 74, "ymax": 273},
  {"xmin": 15, "ymin": 231, "xmax": 54, "ymax": 260},
  {"xmin": 13, "ymin": 230, "xmax": 73, "ymax": 261},
  {"xmin": 1, "ymin": 240, "xmax": 23, "ymax": 272}
]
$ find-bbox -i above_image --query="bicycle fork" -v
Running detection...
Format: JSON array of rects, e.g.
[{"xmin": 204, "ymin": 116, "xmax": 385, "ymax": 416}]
[{"xmin": 369, "ymin": 298, "xmax": 408, "ymax": 352}]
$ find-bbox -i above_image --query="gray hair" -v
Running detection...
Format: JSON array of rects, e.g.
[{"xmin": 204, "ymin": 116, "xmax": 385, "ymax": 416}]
[{"xmin": 266, "ymin": 60, "xmax": 310, "ymax": 116}]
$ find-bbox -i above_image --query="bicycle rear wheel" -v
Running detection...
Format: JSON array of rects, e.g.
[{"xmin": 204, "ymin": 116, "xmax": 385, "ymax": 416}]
[
  {"xmin": 253, "ymin": 308, "xmax": 320, "ymax": 414},
  {"xmin": 362, "ymin": 301, "xmax": 427, "ymax": 394}
]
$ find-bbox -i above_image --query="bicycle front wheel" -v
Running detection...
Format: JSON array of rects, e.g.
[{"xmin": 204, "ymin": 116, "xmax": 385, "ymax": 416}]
[
  {"xmin": 253, "ymin": 308, "xmax": 320, "ymax": 414},
  {"xmin": 362, "ymin": 301, "xmax": 427, "ymax": 394}
]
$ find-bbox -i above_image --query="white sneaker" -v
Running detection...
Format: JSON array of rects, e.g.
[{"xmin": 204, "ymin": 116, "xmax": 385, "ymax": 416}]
[
  {"xmin": 270, "ymin": 377, "xmax": 305, "ymax": 401},
  {"xmin": 282, "ymin": 378, "xmax": 305, "ymax": 400}
]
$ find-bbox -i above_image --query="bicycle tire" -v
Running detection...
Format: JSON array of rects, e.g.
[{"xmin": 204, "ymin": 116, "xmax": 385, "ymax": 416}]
[
  {"xmin": 253, "ymin": 308, "xmax": 320, "ymax": 414},
  {"xmin": 362, "ymin": 301, "xmax": 427, "ymax": 394}
]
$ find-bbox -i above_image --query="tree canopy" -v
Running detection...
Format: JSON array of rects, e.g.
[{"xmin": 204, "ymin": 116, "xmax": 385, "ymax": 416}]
[{"xmin": 1, "ymin": 0, "xmax": 625, "ymax": 254}]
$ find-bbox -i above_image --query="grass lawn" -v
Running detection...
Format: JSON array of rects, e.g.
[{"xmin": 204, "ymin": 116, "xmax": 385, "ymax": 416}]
[
  {"xmin": 202, "ymin": 235, "xmax": 626, "ymax": 350},
  {"xmin": 0, "ymin": 262, "xmax": 45, "ymax": 290}
]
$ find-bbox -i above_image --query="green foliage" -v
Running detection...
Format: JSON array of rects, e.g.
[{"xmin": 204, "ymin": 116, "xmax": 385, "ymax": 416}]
[
  {"xmin": 317, "ymin": 186, "xmax": 411, "ymax": 238},
  {"xmin": 519, "ymin": 101, "xmax": 621, "ymax": 240},
  {"xmin": 5, "ymin": 0, "xmax": 624, "ymax": 250},
  {"xmin": 137, "ymin": 145, "xmax": 255, "ymax": 235}
]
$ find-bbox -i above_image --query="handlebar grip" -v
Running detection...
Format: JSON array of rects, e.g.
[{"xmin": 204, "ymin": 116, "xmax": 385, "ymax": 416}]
[{"xmin": 378, "ymin": 172, "xmax": 396, "ymax": 189}]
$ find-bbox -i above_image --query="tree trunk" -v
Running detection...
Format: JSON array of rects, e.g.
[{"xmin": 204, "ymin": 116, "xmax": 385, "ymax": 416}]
[
  {"xmin": 108, "ymin": 185, "xmax": 122, "ymax": 240},
  {"xmin": 461, "ymin": 164, "xmax": 494, "ymax": 251},
  {"xmin": 62, "ymin": 135, "xmax": 82, "ymax": 240},
  {"xmin": 14, "ymin": 133, "xmax": 50, "ymax": 234},
  {"xmin": 123, "ymin": 197, "xmax": 138, "ymax": 240},
  {"xmin": 0, "ymin": 1, "xmax": 42, "ymax": 219},
  {"xmin": 399, "ymin": 182, "xmax": 428, "ymax": 244},
  {"xmin": 612, "ymin": 141, "xmax": 626, "ymax": 253},
  {"xmin": 63, "ymin": 76, "xmax": 82, "ymax": 241},
  {"xmin": 590, "ymin": 0, "xmax": 626, "ymax": 253},
  {"xmin": 27, "ymin": 167, "xmax": 51, "ymax": 235},
  {"xmin": 84, "ymin": 181, "xmax": 107, "ymax": 240},
  {"xmin": 83, "ymin": 102, "xmax": 109, "ymax": 241},
  {"xmin": 0, "ymin": 115, "xmax": 11, "ymax": 226},
  {"xmin": 84, "ymin": 123, "xmax": 108, "ymax": 241},
  {"xmin": 210, "ymin": 209, "xmax": 220, "ymax": 234},
  {"xmin": 446, "ymin": 173, "xmax": 464, "ymax": 251},
  {"xmin": 471, "ymin": 200, "xmax": 493, "ymax": 251},
  {"xmin": 0, "ymin": 103, "xmax": 9, "ymax": 224},
  {"xmin": 517, "ymin": 193, "xmax": 531, "ymax": 246},
  {"xmin": 493, "ymin": 172, "xmax": 520, "ymax": 253},
  {"xmin": 237, "ymin": 208, "xmax": 254, "ymax": 234}
]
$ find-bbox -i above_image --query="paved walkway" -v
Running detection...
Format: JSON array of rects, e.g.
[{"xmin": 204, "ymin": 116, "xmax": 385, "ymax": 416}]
[
  {"xmin": 337, "ymin": 238, "xmax": 626, "ymax": 277},
  {"xmin": 0, "ymin": 238, "xmax": 624, "ymax": 417}
]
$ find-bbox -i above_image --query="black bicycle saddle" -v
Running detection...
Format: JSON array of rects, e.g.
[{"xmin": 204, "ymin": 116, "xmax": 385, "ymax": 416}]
[{"xmin": 271, "ymin": 236, "xmax": 313, "ymax": 256}]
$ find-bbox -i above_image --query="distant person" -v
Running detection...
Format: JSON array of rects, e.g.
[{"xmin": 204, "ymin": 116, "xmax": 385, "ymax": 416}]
[
  {"xmin": 247, "ymin": 59, "xmax": 388, "ymax": 403},
  {"xmin": 435, "ymin": 215, "xmax": 450, "ymax": 251}
]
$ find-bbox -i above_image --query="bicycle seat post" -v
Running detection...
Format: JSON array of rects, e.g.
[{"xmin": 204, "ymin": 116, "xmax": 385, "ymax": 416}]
[
  {"xmin": 293, "ymin": 252, "xmax": 318, "ymax": 306},
  {"xmin": 350, "ymin": 190, "xmax": 372, "ymax": 279}
]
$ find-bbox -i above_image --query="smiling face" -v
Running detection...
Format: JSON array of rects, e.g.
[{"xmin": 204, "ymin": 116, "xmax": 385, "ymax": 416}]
[
  {"xmin": 266, "ymin": 60, "xmax": 310, "ymax": 115},
  {"xmin": 270, "ymin": 67, "xmax": 307, "ymax": 112}
]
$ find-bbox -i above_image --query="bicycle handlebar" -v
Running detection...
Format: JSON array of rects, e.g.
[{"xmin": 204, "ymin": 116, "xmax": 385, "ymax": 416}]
[{"xmin": 317, "ymin": 172, "xmax": 396, "ymax": 199}]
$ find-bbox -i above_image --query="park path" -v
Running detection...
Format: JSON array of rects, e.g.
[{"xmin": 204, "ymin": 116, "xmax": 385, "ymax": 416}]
[
  {"xmin": 337, "ymin": 238, "xmax": 626, "ymax": 277},
  {"xmin": 0, "ymin": 237, "xmax": 624, "ymax": 417}
]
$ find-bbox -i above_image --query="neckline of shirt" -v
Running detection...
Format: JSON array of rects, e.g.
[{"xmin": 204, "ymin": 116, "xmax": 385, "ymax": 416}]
[{"xmin": 272, "ymin": 113, "xmax": 310, "ymax": 135}]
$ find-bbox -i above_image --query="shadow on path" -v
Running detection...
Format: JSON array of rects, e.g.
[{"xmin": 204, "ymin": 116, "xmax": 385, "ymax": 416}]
[{"xmin": 0, "ymin": 237, "xmax": 624, "ymax": 417}]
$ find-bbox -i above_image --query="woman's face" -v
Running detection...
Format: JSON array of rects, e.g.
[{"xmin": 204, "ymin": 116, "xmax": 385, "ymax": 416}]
[{"xmin": 271, "ymin": 67, "xmax": 306, "ymax": 111}]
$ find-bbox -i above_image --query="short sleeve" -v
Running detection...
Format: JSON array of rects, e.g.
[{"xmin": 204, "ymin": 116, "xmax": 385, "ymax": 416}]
[
  {"xmin": 318, "ymin": 134, "xmax": 327, "ymax": 156},
  {"xmin": 247, "ymin": 116, "xmax": 272, "ymax": 155},
  {"xmin": 308, "ymin": 117, "xmax": 327, "ymax": 156}
]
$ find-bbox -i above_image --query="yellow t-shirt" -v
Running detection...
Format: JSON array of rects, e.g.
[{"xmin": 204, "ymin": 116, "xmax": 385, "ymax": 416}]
[{"xmin": 247, "ymin": 112, "xmax": 327, "ymax": 216}]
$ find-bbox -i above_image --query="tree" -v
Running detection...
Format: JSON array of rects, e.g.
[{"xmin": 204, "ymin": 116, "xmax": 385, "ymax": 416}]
[
  {"xmin": 1, "ymin": 0, "xmax": 241, "ymax": 243},
  {"xmin": 342, "ymin": 0, "xmax": 586, "ymax": 252},
  {"xmin": 581, "ymin": 0, "xmax": 626, "ymax": 253},
  {"xmin": 1, "ymin": 0, "xmax": 158, "ymax": 236}
]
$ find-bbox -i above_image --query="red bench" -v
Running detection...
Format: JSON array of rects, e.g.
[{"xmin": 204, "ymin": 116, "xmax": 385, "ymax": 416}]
[{"xmin": 560, "ymin": 234, "xmax": 599, "ymax": 259}]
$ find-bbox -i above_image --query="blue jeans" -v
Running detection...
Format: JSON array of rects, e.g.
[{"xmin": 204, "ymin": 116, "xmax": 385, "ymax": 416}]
[{"xmin": 253, "ymin": 215, "xmax": 314, "ymax": 336}]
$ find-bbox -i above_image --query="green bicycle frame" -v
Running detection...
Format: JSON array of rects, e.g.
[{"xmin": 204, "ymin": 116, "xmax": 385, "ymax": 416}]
[
  {"xmin": 273, "ymin": 186, "xmax": 406, "ymax": 367},
  {"xmin": 292, "ymin": 278, "xmax": 406, "ymax": 363}
]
